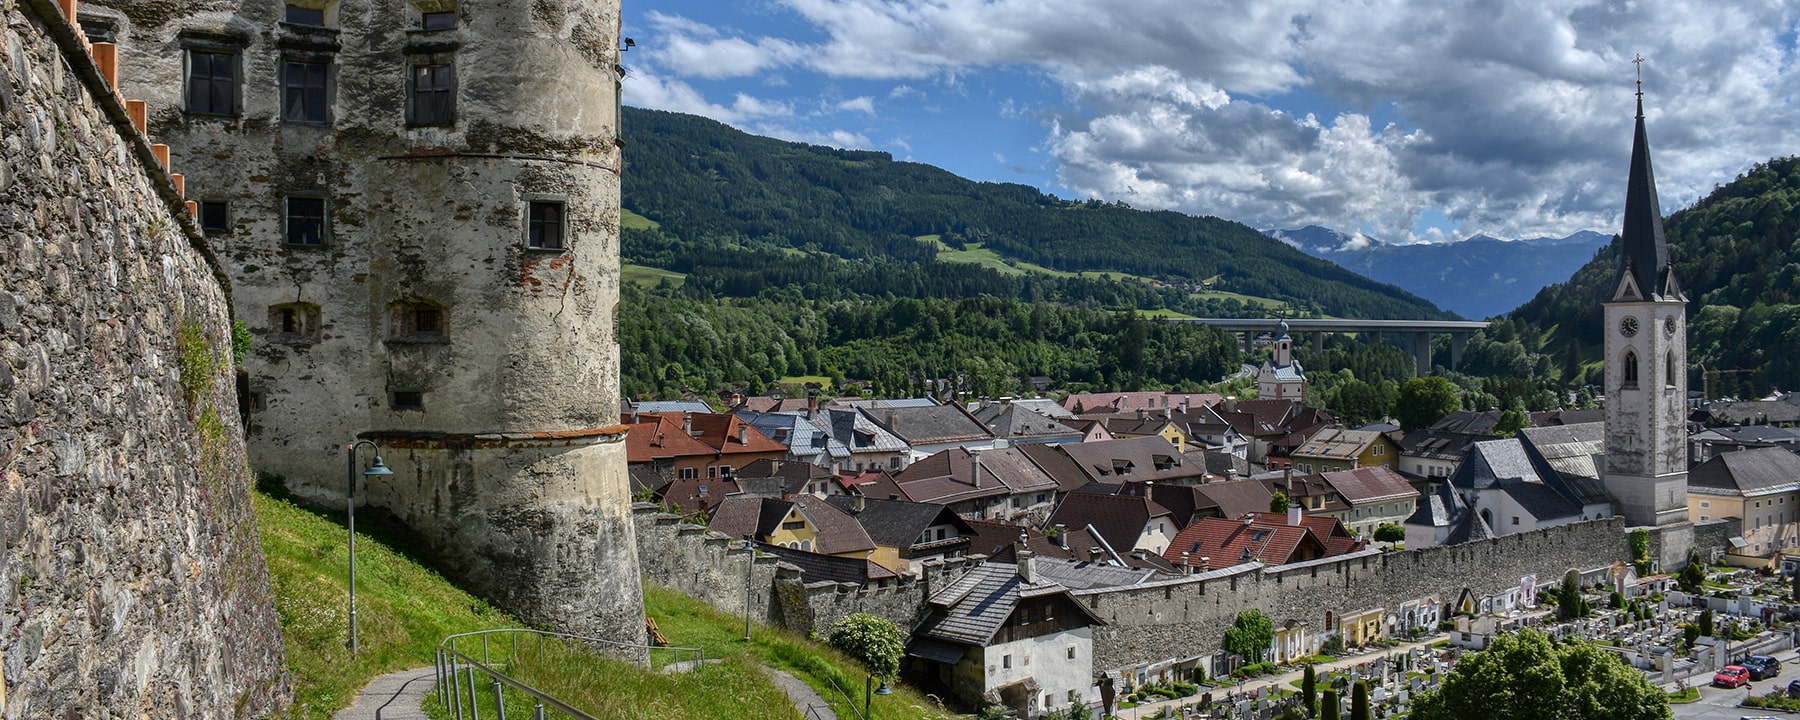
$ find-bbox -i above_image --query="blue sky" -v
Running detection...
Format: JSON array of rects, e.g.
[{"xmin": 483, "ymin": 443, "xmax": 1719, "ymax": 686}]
[{"xmin": 623, "ymin": 1, "xmax": 1799, "ymax": 245}]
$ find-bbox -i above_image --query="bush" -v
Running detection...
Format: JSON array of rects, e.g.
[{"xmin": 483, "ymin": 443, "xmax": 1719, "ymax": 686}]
[
  {"xmin": 1609, "ymin": 591, "xmax": 1625, "ymax": 609},
  {"xmin": 1372, "ymin": 523, "xmax": 1405, "ymax": 542},
  {"xmin": 1321, "ymin": 634, "xmax": 1345, "ymax": 655},
  {"xmin": 1438, "ymin": 619, "xmax": 1456, "ymax": 632},
  {"xmin": 1170, "ymin": 681, "xmax": 1199, "ymax": 697}
]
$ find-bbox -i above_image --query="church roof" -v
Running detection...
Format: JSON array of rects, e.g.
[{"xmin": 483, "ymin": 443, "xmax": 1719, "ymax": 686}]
[{"xmin": 1613, "ymin": 89, "xmax": 1681, "ymax": 302}]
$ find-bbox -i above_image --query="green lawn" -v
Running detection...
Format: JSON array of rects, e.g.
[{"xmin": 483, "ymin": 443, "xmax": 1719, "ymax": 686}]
[
  {"xmin": 622, "ymin": 263, "xmax": 687, "ymax": 288},
  {"xmin": 621, "ymin": 208, "xmax": 660, "ymax": 230},
  {"xmin": 257, "ymin": 490, "xmax": 519, "ymax": 718}
]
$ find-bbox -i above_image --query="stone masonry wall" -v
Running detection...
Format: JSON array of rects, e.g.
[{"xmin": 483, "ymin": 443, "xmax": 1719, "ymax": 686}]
[
  {"xmin": 1082, "ymin": 518, "xmax": 1631, "ymax": 671},
  {"xmin": 0, "ymin": 0, "xmax": 289, "ymax": 714}
]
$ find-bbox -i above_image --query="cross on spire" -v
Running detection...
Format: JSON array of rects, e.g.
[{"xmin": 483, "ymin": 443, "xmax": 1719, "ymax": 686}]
[{"xmin": 1633, "ymin": 53, "xmax": 1645, "ymax": 117}]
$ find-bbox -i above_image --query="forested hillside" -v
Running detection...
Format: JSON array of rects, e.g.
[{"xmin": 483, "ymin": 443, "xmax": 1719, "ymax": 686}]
[
  {"xmin": 1510, "ymin": 156, "xmax": 1800, "ymax": 396},
  {"xmin": 620, "ymin": 107, "xmax": 1447, "ymax": 321}
]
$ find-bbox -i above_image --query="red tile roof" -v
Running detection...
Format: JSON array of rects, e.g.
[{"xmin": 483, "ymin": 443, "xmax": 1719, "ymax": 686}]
[
  {"xmin": 625, "ymin": 415, "xmax": 717, "ymax": 463},
  {"xmin": 1162, "ymin": 516, "xmax": 1328, "ymax": 568}
]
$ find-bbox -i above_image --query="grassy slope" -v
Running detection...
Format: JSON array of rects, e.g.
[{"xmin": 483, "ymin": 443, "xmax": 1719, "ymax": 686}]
[
  {"xmin": 924, "ymin": 234, "xmax": 1289, "ymax": 312},
  {"xmin": 257, "ymin": 491, "xmax": 518, "ymax": 718},
  {"xmin": 622, "ymin": 263, "xmax": 688, "ymax": 287},
  {"xmin": 259, "ymin": 490, "xmax": 959, "ymax": 719}
]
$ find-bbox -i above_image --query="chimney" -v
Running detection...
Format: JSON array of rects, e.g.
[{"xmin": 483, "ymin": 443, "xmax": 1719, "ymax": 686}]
[
  {"xmin": 1137, "ymin": 407, "xmax": 1148, "ymax": 420},
  {"xmin": 739, "ymin": 425, "xmax": 749, "ymax": 445},
  {"xmin": 887, "ymin": 410, "xmax": 899, "ymax": 431},
  {"xmin": 1018, "ymin": 550, "xmax": 1036, "ymax": 583},
  {"xmin": 853, "ymin": 491, "xmax": 866, "ymax": 513},
  {"xmin": 1052, "ymin": 524, "xmax": 1067, "ymax": 548},
  {"xmin": 1088, "ymin": 547, "xmax": 1104, "ymax": 564},
  {"xmin": 655, "ymin": 432, "xmax": 665, "ymax": 448},
  {"xmin": 1199, "ymin": 556, "xmax": 1210, "ymax": 571},
  {"xmin": 683, "ymin": 413, "xmax": 693, "ymax": 434},
  {"xmin": 1179, "ymin": 551, "xmax": 1191, "ymax": 574},
  {"xmin": 1288, "ymin": 506, "xmax": 1302, "ymax": 527},
  {"xmin": 1001, "ymin": 396, "xmax": 1014, "ymax": 406},
  {"xmin": 970, "ymin": 449, "xmax": 982, "ymax": 488},
  {"xmin": 1283, "ymin": 466, "xmax": 1294, "ymax": 489}
]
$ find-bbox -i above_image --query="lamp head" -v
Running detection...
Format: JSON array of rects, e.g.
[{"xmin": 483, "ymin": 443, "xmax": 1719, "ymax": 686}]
[{"xmin": 364, "ymin": 455, "xmax": 395, "ymax": 477}]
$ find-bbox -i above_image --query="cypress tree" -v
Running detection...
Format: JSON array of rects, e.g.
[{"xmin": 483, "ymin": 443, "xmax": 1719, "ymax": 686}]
[
  {"xmin": 1302, "ymin": 664, "xmax": 1318, "ymax": 717},
  {"xmin": 1321, "ymin": 688, "xmax": 1341, "ymax": 720},
  {"xmin": 1351, "ymin": 680, "xmax": 1371, "ymax": 720}
]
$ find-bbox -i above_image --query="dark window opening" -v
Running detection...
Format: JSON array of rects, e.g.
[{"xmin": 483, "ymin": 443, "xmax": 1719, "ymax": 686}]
[
  {"xmin": 199, "ymin": 201, "xmax": 230, "ymax": 232},
  {"xmin": 186, "ymin": 51, "xmax": 237, "ymax": 116},
  {"xmin": 1622, "ymin": 350, "xmax": 1639, "ymax": 389},
  {"xmin": 1666, "ymin": 351, "xmax": 1677, "ymax": 387},
  {"xmin": 285, "ymin": 5, "xmax": 326, "ymax": 25},
  {"xmin": 391, "ymin": 391, "xmax": 424, "ymax": 410},
  {"xmin": 422, "ymin": 11, "xmax": 457, "ymax": 30},
  {"xmin": 410, "ymin": 63, "xmax": 456, "ymax": 126},
  {"xmin": 285, "ymin": 196, "xmax": 327, "ymax": 246},
  {"xmin": 528, "ymin": 201, "xmax": 565, "ymax": 249},
  {"xmin": 282, "ymin": 60, "xmax": 329, "ymax": 124},
  {"xmin": 389, "ymin": 299, "xmax": 448, "ymax": 341},
  {"xmin": 78, "ymin": 16, "xmax": 118, "ymax": 43},
  {"xmin": 268, "ymin": 303, "xmax": 322, "ymax": 343}
]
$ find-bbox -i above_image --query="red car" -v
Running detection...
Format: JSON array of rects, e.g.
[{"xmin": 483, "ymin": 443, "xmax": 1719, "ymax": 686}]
[{"xmin": 1713, "ymin": 665, "xmax": 1750, "ymax": 689}]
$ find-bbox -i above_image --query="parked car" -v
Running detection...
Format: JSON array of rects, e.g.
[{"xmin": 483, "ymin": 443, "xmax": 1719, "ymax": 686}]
[
  {"xmin": 1744, "ymin": 655, "xmax": 1782, "ymax": 680},
  {"xmin": 1786, "ymin": 678, "xmax": 1800, "ymax": 698},
  {"xmin": 1714, "ymin": 665, "xmax": 1751, "ymax": 689}
]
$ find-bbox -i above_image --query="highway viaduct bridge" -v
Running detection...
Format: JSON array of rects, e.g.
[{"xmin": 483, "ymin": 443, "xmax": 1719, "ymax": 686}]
[{"xmin": 1166, "ymin": 318, "xmax": 1491, "ymax": 376}]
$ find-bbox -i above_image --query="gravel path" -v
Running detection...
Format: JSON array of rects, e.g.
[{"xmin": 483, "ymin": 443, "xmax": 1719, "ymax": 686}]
[{"xmin": 333, "ymin": 666, "xmax": 435, "ymax": 720}]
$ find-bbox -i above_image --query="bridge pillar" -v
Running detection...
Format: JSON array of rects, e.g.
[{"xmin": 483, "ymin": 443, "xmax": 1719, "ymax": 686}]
[
  {"xmin": 1414, "ymin": 332, "xmax": 1432, "ymax": 376},
  {"xmin": 1450, "ymin": 333, "xmax": 1469, "ymax": 371},
  {"xmin": 1313, "ymin": 332, "xmax": 1325, "ymax": 353},
  {"xmin": 1242, "ymin": 332, "xmax": 1253, "ymax": 355}
]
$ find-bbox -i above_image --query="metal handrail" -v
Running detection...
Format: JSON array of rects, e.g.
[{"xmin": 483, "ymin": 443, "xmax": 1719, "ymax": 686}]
[{"xmin": 434, "ymin": 627, "xmax": 707, "ymax": 719}]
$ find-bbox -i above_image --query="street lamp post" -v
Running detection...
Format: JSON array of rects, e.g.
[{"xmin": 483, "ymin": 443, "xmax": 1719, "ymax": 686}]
[
  {"xmin": 346, "ymin": 440, "xmax": 393, "ymax": 656},
  {"xmin": 744, "ymin": 534, "xmax": 755, "ymax": 642}
]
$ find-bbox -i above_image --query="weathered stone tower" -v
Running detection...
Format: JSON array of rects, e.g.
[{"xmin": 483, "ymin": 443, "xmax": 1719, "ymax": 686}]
[
  {"xmin": 89, "ymin": 0, "xmax": 645, "ymax": 644},
  {"xmin": 1602, "ymin": 80, "xmax": 1689, "ymax": 528}
]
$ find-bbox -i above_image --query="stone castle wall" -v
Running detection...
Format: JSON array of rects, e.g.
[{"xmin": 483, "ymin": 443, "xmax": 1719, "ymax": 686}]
[
  {"xmin": 641, "ymin": 502, "xmax": 1736, "ymax": 676},
  {"xmin": 0, "ymin": 0, "xmax": 288, "ymax": 713}
]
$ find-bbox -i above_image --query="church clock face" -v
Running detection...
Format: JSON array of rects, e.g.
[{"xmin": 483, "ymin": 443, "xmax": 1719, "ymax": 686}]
[
  {"xmin": 1619, "ymin": 316, "xmax": 1639, "ymax": 337},
  {"xmin": 1665, "ymin": 315, "xmax": 1677, "ymax": 336}
]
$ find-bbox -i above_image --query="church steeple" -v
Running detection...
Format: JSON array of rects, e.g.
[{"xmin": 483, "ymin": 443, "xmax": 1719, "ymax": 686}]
[{"xmin": 1613, "ymin": 56, "xmax": 1681, "ymax": 302}]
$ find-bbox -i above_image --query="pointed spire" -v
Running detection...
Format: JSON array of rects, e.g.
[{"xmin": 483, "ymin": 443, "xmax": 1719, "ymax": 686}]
[{"xmin": 1613, "ymin": 56, "xmax": 1679, "ymax": 302}]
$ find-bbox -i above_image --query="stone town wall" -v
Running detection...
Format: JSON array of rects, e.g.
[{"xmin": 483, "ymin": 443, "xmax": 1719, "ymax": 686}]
[
  {"xmin": 638, "ymin": 503, "xmax": 1739, "ymax": 675},
  {"xmin": 633, "ymin": 504, "xmax": 977, "ymax": 634},
  {"xmin": 0, "ymin": 0, "xmax": 288, "ymax": 714},
  {"xmin": 1082, "ymin": 518, "xmax": 1631, "ymax": 671}
]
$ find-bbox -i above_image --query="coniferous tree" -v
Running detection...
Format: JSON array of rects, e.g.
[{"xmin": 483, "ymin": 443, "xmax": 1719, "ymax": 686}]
[
  {"xmin": 1320, "ymin": 688, "xmax": 1341, "ymax": 720},
  {"xmin": 1351, "ymin": 680, "xmax": 1370, "ymax": 720},
  {"xmin": 1302, "ymin": 664, "xmax": 1318, "ymax": 717}
]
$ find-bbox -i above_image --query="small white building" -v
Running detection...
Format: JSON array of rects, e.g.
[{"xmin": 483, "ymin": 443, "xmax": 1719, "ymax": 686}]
[{"xmin": 908, "ymin": 557, "xmax": 1106, "ymax": 717}]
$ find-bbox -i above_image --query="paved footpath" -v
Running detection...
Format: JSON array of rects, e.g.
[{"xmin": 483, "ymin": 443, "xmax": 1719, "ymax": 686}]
[
  {"xmin": 334, "ymin": 666, "xmax": 435, "ymax": 720},
  {"xmin": 768, "ymin": 667, "xmax": 839, "ymax": 720}
]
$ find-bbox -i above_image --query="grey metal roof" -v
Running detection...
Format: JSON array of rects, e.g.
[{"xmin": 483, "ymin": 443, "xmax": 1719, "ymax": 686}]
[
  {"xmin": 819, "ymin": 408, "xmax": 911, "ymax": 454},
  {"xmin": 1450, "ymin": 439, "xmax": 1541, "ymax": 491},
  {"xmin": 1030, "ymin": 555, "xmax": 1165, "ymax": 590},
  {"xmin": 1517, "ymin": 422, "xmax": 1609, "ymax": 503},
  {"xmin": 1501, "ymin": 480, "xmax": 1584, "ymax": 522},
  {"xmin": 1261, "ymin": 359, "xmax": 1306, "ymax": 382},
  {"xmin": 867, "ymin": 403, "xmax": 996, "ymax": 445},
  {"xmin": 633, "ymin": 400, "xmax": 715, "ymax": 414},
  {"xmin": 1690, "ymin": 446, "xmax": 1800, "ymax": 496},
  {"xmin": 913, "ymin": 562, "xmax": 1101, "ymax": 646},
  {"xmin": 973, "ymin": 403, "xmax": 1082, "ymax": 440},
  {"xmin": 737, "ymin": 411, "xmax": 847, "ymax": 462}
]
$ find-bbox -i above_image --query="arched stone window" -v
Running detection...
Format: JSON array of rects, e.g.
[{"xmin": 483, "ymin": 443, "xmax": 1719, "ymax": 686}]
[
  {"xmin": 1622, "ymin": 350, "xmax": 1638, "ymax": 389},
  {"xmin": 1666, "ymin": 351, "xmax": 1677, "ymax": 388}
]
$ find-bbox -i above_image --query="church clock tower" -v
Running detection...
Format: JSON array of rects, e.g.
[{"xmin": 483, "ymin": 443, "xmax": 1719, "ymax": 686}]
[{"xmin": 1603, "ymin": 64, "xmax": 1689, "ymax": 527}]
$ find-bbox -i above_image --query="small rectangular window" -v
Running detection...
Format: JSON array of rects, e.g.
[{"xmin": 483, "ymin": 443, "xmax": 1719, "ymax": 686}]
[
  {"xmin": 285, "ymin": 5, "xmax": 326, "ymax": 25},
  {"xmin": 186, "ymin": 50, "xmax": 238, "ymax": 116},
  {"xmin": 410, "ymin": 63, "xmax": 457, "ymax": 126},
  {"xmin": 677, "ymin": 467, "xmax": 697, "ymax": 480},
  {"xmin": 390, "ymin": 390, "xmax": 424, "ymax": 410},
  {"xmin": 283, "ymin": 60, "xmax": 330, "ymax": 124},
  {"xmin": 1002, "ymin": 654, "xmax": 1012, "ymax": 669},
  {"xmin": 285, "ymin": 196, "xmax": 327, "ymax": 246},
  {"xmin": 199, "ymin": 201, "xmax": 230, "ymax": 232},
  {"xmin": 528, "ymin": 200, "xmax": 565, "ymax": 249},
  {"xmin": 421, "ymin": 10, "xmax": 457, "ymax": 30}
]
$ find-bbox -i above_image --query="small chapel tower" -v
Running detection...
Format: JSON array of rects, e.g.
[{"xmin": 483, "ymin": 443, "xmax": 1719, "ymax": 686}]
[
  {"xmin": 1603, "ymin": 62, "xmax": 1689, "ymax": 527},
  {"xmin": 1257, "ymin": 319, "xmax": 1308, "ymax": 402}
]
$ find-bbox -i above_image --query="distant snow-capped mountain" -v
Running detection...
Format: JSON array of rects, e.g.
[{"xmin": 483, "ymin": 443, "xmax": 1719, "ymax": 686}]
[{"xmin": 1262, "ymin": 228, "xmax": 1609, "ymax": 319}]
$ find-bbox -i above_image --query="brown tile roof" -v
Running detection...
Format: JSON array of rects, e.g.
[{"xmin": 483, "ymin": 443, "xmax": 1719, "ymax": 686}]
[
  {"xmin": 1162, "ymin": 516, "xmax": 1329, "ymax": 568},
  {"xmin": 1320, "ymin": 466, "xmax": 1420, "ymax": 506},
  {"xmin": 1056, "ymin": 436, "xmax": 1206, "ymax": 484},
  {"xmin": 682, "ymin": 412, "xmax": 790, "ymax": 456},
  {"xmin": 1191, "ymin": 479, "xmax": 1278, "ymax": 521},
  {"xmin": 1291, "ymin": 427, "xmax": 1382, "ymax": 461},
  {"xmin": 625, "ymin": 415, "xmax": 718, "ymax": 463},
  {"xmin": 657, "ymin": 476, "xmax": 743, "ymax": 515}
]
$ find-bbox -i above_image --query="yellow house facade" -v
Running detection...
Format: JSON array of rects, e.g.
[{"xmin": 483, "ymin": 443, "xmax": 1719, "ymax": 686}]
[{"xmin": 1686, "ymin": 447, "xmax": 1800, "ymax": 567}]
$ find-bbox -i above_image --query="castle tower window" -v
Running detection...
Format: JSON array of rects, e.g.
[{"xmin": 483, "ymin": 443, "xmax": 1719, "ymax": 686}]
[
  {"xmin": 390, "ymin": 390, "xmax": 424, "ymax": 410},
  {"xmin": 409, "ymin": 62, "xmax": 457, "ymax": 126},
  {"xmin": 527, "ymin": 199, "xmax": 566, "ymax": 249},
  {"xmin": 282, "ymin": 60, "xmax": 331, "ymax": 124},
  {"xmin": 1666, "ymin": 350, "xmax": 1677, "ymax": 388},
  {"xmin": 267, "ymin": 303, "xmax": 322, "ymax": 344},
  {"xmin": 421, "ymin": 11, "xmax": 458, "ymax": 30},
  {"xmin": 1622, "ymin": 350, "xmax": 1639, "ymax": 389},
  {"xmin": 285, "ymin": 5, "xmax": 326, "ymax": 25},
  {"xmin": 185, "ymin": 50, "xmax": 238, "ymax": 117},
  {"xmin": 199, "ymin": 201, "xmax": 230, "ymax": 232},
  {"xmin": 389, "ymin": 298, "xmax": 448, "ymax": 342},
  {"xmin": 283, "ymin": 195, "xmax": 328, "ymax": 246}
]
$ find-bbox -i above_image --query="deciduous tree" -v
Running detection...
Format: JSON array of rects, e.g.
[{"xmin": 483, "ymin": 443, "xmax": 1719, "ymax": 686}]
[{"xmin": 1409, "ymin": 629, "xmax": 1672, "ymax": 720}]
